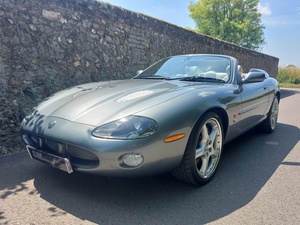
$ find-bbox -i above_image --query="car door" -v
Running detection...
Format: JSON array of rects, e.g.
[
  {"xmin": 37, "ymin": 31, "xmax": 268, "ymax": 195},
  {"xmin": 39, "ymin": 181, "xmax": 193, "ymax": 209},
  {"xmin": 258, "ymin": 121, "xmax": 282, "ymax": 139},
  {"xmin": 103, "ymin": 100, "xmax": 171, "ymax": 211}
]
[{"xmin": 238, "ymin": 80, "xmax": 270, "ymax": 131}]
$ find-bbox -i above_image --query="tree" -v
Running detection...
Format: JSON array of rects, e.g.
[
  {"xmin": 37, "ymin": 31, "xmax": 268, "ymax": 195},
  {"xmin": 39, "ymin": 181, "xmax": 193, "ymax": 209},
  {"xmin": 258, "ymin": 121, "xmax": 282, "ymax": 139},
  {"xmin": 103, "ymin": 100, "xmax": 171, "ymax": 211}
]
[
  {"xmin": 285, "ymin": 64, "xmax": 296, "ymax": 69},
  {"xmin": 189, "ymin": 0, "xmax": 265, "ymax": 51}
]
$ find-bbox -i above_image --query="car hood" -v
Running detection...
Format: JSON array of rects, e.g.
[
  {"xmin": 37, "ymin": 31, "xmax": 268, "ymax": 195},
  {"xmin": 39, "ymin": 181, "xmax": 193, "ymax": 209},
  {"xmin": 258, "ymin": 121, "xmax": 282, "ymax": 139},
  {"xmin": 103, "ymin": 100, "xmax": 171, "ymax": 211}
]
[{"xmin": 35, "ymin": 79, "xmax": 209, "ymax": 126}]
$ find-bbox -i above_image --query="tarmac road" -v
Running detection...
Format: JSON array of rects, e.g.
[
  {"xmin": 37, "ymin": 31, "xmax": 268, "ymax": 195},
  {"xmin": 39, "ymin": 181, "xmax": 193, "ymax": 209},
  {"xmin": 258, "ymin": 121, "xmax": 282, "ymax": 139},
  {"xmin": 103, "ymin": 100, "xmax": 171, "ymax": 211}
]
[{"xmin": 0, "ymin": 88, "xmax": 299, "ymax": 225}]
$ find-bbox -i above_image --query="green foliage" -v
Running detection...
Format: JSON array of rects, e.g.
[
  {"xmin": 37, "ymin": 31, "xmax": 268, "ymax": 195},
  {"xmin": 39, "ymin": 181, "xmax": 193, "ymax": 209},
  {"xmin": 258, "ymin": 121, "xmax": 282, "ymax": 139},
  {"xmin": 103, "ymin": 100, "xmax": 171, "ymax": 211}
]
[
  {"xmin": 189, "ymin": 0, "xmax": 265, "ymax": 51},
  {"xmin": 277, "ymin": 67, "xmax": 300, "ymax": 87}
]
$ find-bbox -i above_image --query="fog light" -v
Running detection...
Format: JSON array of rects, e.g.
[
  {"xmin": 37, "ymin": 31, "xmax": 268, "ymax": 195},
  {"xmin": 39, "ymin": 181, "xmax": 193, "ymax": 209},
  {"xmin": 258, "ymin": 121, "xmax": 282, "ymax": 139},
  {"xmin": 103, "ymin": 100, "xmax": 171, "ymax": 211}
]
[{"xmin": 121, "ymin": 154, "xmax": 144, "ymax": 167}]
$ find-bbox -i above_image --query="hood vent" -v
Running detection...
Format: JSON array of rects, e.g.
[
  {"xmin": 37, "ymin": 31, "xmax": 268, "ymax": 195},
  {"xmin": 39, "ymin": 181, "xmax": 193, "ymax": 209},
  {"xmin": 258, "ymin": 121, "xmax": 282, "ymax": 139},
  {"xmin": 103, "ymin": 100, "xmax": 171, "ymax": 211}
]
[{"xmin": 115, "ymin": 90, "xmax": 154, "ymax": 102}]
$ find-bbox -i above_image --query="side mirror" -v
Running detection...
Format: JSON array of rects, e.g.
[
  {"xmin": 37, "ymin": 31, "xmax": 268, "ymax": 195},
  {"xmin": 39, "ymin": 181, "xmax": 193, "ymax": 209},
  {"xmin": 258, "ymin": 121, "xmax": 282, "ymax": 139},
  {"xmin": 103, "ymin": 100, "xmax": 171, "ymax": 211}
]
[{"xmin": 243, "ymin": 71, "xmax": 266, "ymax": 83}]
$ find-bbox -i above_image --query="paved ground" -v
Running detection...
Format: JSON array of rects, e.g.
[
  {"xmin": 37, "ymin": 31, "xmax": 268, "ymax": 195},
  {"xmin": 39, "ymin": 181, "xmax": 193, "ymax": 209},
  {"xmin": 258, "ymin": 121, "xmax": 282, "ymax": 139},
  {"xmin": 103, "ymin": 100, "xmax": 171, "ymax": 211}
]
[{"xmin": 0, "ymin": 88, "xmax": 299, "ymax": 225}]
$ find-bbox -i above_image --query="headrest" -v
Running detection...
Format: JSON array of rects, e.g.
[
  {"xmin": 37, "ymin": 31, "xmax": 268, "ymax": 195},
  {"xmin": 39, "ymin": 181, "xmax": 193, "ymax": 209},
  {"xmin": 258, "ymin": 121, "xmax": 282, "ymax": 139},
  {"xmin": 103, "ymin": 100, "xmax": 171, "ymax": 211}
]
[
  {"xmin": 238, "ymin": 65, "xmax": 243, "ymax": 75},
  {"xmin": 185, "ymin": 66, "xmax": 200, "ymax": 75}
]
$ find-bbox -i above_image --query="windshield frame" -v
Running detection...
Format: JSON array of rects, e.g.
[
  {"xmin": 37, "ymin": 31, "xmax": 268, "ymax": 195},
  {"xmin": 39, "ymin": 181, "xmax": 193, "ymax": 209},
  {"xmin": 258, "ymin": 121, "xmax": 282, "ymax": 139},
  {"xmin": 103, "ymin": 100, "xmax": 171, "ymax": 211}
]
[{"xmin": 133, "ymin": 55, "xmax": 233, "ymax": 83}]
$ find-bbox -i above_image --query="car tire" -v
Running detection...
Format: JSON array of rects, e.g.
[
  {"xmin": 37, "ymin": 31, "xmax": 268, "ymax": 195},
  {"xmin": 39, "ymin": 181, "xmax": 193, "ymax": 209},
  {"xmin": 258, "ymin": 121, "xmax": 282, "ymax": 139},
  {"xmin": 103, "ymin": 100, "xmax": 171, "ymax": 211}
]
[
  {"xmin": 258, "ymin": 97, "xmax": 279, "ymax": 133},
  {"xmin": 172, "ymin": 112, "xmax": 223, "ymax": 185}
]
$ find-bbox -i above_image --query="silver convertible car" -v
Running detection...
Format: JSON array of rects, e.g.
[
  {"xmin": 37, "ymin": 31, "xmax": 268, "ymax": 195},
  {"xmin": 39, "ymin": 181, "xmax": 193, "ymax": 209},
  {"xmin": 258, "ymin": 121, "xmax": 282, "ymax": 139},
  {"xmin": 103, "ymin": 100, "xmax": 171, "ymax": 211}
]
[{"xmin": 20, "ymin": 54, "xmax": 280, "ymax": 185}]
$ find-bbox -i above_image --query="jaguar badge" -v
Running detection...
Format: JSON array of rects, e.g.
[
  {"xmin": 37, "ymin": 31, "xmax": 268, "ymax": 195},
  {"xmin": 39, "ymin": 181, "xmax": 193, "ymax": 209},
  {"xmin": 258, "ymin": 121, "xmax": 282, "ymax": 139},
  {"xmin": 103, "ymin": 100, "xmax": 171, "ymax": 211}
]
[{"xmin": 48, "ymin": 121, "xmax": 56, "ymax": 129}]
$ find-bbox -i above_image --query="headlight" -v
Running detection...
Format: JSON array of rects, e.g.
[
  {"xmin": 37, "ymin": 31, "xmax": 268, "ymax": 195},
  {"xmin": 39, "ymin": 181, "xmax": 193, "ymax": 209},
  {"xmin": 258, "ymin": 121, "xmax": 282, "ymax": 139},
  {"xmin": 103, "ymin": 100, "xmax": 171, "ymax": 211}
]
[{"xmin": 92, "ymin": 116, "xmax": 158, "ymax": 139}]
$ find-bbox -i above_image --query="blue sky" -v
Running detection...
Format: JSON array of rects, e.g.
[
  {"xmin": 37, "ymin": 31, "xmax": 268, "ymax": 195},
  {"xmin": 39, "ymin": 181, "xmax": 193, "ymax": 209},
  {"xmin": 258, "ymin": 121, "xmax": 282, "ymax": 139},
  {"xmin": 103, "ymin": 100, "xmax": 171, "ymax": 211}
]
[{"xmin": 102, "ymin": 0, "xmax": 300, "ymax": 67}]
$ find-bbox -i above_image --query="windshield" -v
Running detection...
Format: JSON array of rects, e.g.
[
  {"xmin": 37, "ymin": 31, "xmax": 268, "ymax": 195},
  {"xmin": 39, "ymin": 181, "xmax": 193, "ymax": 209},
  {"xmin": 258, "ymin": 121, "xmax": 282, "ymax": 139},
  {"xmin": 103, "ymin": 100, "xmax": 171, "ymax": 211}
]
[{"xmin": 135, "ymin": 55, "xmax": 231, "ymax": 82}]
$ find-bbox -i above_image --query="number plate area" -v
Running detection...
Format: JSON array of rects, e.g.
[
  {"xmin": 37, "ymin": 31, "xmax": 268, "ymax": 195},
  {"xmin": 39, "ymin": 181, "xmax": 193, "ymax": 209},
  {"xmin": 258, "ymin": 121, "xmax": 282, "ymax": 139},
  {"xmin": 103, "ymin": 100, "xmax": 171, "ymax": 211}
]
[{"xmin": 26, "ymin": 145, "xmax": 73, "ymax": 174}]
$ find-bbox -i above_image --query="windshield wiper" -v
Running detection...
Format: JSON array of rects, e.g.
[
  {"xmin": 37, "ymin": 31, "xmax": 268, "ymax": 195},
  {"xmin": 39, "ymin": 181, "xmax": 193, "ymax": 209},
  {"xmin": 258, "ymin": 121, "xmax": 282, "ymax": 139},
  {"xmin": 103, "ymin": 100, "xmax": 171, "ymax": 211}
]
[{"xmin": 180, "ymin": 76, "xmax": 225, "ymax": 83}]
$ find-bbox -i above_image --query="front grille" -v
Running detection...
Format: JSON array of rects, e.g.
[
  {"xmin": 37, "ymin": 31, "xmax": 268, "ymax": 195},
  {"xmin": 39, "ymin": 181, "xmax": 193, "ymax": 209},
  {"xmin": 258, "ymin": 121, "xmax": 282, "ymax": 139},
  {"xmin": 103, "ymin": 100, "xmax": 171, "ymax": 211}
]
[{"xmin": 21, "ymin": 133, "xmax": 99, "ymax": 168}]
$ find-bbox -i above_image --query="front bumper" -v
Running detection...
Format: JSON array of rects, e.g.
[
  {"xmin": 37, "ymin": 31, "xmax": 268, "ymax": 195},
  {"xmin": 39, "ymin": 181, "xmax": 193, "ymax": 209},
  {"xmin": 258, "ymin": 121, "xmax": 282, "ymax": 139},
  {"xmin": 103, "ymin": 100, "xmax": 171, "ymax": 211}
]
[{"xmin": 20, "ymin": 116, "xmax": 188, "ymax": 177}]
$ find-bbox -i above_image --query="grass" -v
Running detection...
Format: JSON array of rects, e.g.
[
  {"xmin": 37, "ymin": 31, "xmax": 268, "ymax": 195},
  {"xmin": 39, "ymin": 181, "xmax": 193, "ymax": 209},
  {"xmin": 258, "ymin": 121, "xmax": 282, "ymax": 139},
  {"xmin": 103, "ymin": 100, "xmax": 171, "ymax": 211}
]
[{"xmin": 277, "ymin": 67, "xmax": 300, "ymax": 88}]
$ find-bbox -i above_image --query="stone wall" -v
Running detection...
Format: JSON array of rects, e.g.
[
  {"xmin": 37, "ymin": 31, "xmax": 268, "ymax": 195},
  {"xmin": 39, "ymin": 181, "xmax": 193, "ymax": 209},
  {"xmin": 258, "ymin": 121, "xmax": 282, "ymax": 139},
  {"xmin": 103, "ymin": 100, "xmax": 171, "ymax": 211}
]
[{"xmin": 0, "ymin": 0, "xmax": 279, "ymax": 150}]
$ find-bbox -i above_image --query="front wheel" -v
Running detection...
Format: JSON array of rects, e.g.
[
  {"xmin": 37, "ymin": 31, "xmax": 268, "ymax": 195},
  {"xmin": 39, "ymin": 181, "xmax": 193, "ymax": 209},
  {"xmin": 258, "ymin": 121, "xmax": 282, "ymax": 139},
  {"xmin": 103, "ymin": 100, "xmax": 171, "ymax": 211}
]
[{"xmin": 172, "ymin": 112, "xmax": 223, "ymax": 185}]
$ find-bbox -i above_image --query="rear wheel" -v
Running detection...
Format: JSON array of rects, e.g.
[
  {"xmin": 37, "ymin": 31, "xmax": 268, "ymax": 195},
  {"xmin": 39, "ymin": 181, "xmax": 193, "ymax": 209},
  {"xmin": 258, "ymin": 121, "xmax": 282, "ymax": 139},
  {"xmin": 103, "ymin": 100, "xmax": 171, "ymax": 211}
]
[
  {"xmin": 172, "ymin": 112, "xmax": 223, "ymax": 185},
  {"xmin": 258, "ymin": 97, "xmax": 279, "ymax": 133}
]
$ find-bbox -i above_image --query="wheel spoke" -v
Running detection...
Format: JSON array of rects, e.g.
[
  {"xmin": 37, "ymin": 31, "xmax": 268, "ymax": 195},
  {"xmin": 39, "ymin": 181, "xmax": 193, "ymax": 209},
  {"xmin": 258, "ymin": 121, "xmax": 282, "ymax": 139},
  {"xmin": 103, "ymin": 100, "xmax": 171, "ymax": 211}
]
[
  {"xmin": 209, "ymin": 125, "xmax": 218, "ymax": 142},
  {"xmin": 201, "ymin": 124, "xmax": 209, "ymax": 142},
  {"xmin": 195, "ymin": 145, "xmax": 206, "ymax": 159},
  {"xmin": 210, "ymin": 148, "xmax": 217, "ymax": 159},
  {"xmin": 195, "ymin": 123, "xmax": 209, "ymax": 159},
  {"xmin": 199, "ymin": 156, "xmax": 209, "ymax": 176}
]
